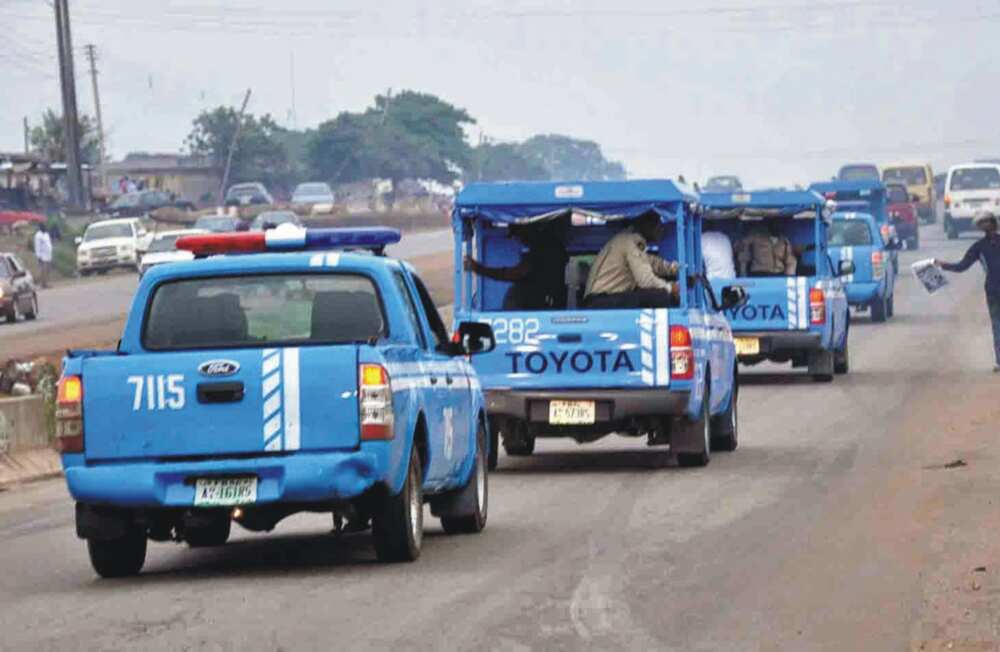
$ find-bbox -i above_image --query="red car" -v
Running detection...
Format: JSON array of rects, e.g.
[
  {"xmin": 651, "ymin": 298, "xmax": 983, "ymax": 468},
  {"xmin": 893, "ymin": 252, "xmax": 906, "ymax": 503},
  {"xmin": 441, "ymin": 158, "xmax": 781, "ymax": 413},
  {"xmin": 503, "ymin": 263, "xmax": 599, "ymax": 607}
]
[{"xmin": 887, "ymin": 182, "xmax": 919, "ymax": 250}]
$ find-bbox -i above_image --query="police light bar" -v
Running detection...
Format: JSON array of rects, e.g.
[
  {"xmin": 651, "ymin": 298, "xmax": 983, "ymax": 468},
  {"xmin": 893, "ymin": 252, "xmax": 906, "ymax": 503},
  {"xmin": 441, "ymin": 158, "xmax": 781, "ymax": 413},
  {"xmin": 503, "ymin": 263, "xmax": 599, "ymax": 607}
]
[{"xmin": 176, "ymin": 225, "xmax": 402, "ymax": 257}]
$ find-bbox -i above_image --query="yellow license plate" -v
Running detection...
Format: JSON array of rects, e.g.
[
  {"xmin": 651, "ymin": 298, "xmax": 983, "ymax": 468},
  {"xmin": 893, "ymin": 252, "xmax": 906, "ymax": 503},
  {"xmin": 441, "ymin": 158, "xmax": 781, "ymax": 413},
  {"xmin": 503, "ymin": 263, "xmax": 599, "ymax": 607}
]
[
  {"xmin": 549, "ymin": 400, "xmax": 596, "ymax": 425},
  {"xmin": 734, "ymin": 337, "xmax": 760, "ymax": 356}
]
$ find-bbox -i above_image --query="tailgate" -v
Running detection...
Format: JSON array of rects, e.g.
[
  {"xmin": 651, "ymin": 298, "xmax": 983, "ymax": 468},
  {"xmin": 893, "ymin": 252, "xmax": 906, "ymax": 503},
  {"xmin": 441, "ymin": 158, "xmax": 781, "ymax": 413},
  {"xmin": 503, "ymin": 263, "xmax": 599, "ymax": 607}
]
[
  {"xmin": 82, "ymin": 346, "xmax": 360, "ymax": 461},
  {"xmin": 472, "ymin": 309, "xmax": 674, "ymax": 390},
  {"xmin": 715, "ymin": 277, "xmax": 808, "ymax": 331}
]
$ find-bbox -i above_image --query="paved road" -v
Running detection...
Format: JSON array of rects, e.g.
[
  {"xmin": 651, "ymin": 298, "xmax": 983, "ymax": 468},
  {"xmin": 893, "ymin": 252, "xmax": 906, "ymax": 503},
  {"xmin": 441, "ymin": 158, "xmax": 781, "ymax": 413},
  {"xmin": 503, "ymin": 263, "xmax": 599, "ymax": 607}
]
[
  {"xmin": 0, "ymin": 228, "xmax": 455, "ymax": 348},
  {"xmin": 1, "ymin": 227, "xmax": 998, "ymax": 650}
]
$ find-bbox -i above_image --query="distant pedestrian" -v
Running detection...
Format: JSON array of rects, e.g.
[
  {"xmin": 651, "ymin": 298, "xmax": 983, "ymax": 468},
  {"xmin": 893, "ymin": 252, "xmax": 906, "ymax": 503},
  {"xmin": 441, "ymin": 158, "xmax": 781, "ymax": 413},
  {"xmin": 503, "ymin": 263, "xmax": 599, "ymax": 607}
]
[
  {"xmin": 33, "ymin": 223, "xmax": 53, "ymax": 289},
  {"xmin": 935, "ymin": 211, "xmax": 1000, "ymax": 372},
  {"xmin": 119, "ymin": 176, "xmax": 130, "ymax": 194}
]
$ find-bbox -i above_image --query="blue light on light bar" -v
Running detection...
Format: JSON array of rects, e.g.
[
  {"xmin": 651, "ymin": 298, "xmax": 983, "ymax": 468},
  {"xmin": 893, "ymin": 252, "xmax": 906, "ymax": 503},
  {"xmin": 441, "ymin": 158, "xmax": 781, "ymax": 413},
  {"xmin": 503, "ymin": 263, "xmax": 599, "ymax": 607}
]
[{"xmin": 303, "ymin": 227, "xmax": 401, "ymax": 250}]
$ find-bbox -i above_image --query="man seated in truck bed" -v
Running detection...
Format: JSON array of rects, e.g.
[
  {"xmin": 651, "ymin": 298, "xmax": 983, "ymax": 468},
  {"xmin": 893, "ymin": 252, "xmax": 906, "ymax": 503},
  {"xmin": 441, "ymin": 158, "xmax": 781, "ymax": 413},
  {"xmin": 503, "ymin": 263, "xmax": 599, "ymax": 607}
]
[
  {"xmin": 583, "ymin": 212, "xmax": 681, "ymax": 308},
  {"xmin": 737, "ymin": 221, "xmax": 798, "ymax": 276}
]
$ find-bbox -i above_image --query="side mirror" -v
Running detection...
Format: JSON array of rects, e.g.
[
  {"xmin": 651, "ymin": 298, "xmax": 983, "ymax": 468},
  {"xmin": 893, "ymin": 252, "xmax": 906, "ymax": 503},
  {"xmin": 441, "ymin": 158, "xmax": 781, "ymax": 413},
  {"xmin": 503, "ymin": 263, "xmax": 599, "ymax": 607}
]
[
  {"xmin": 452, "ymin": 321, "xmax": 496, "ymax": 356},
  {"xmin": 720, "ymin": 285, "xmax": 749, "ymax": 310},
  {"xmin": 74, "ymin": 236, "xmax": 83, "ymax": 245},
  {"xmin": 12, "ymin": 269, "xmax": 27, "ymax": 279},
  {"xmin": 839, "ymin": 260, "xmax": 856, "ymax": 276}
]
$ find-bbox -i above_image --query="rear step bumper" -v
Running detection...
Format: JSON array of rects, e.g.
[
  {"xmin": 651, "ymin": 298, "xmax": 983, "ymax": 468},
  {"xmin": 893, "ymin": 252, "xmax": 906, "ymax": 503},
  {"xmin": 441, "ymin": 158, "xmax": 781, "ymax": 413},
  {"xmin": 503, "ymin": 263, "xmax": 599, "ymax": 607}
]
[
  {"xmin": 65, "ymin": 450, "xmax": 381, "ymax": 507},
  {"xmin": 733, "ymin": 330, "xmax": 822, "ymax": 359},
  {"xmin": 486, "ymin": 388, "xmax": 690, "ymax": 421}
]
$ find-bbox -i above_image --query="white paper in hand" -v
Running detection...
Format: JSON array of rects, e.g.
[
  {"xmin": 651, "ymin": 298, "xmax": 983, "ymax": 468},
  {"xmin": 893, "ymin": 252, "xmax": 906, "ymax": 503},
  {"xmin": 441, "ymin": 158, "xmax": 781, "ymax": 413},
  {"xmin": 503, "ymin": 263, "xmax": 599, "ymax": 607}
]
[{"xmin": 911, "ymin": 258, "xmax": 948, "ymax": 294}]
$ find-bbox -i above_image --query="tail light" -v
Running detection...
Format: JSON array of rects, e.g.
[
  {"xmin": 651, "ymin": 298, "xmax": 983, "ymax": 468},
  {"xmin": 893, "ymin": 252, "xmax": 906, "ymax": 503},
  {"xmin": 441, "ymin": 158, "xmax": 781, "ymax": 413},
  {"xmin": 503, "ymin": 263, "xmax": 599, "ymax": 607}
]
[
  {"xmin": 669, "ymin": 325, "xmax": 694, "ymax": 380},
  {"xmin": 880, "ymin": 224, "xmax": 892, "ymax": 241},
  {"xmin": 359, "ymin": 364, "xmax": 394, "ymax": 440},
  {"xmin": 809, "ymin": 288, "xmax": 826, "ymax": 325},
  {"xmin": 944, "ymin": 194, "xmax": 951, "ymax": 208},
  {"xmin": 872, "ymin": 250, "xmax": 885, "ymax": 279},
  {"xmin": 55, "ymin": 375, "xmax": 84, "ymax": 453}
]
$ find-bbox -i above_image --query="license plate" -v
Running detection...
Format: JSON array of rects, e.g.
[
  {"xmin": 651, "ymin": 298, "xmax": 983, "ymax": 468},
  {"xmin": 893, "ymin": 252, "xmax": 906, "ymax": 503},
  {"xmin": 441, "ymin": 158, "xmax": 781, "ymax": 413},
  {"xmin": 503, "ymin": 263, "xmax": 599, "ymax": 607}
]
[
  {"xmin": 549, "ymin": 400, "xmax": 596, "ymax": 425},
  {"xmin": 734, "ymin": 337, "xmax": 760, "ymax": 356},
  {"xmin": 194, "ymin": 477, "xmax": 257, "ymax": 507}
]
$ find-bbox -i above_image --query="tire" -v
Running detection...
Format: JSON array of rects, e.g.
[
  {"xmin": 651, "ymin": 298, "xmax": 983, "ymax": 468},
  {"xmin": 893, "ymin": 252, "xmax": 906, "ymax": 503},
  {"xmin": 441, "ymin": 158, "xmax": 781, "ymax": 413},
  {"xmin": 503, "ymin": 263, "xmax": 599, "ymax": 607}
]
[
  {"xmin": 871, "ymin": 296, "xmax": 887, "ymax": 323},
  {"xmin": 834, "ymin": 335, "xmax": 850, "ymax": 375},
  {"xmin": 810, "ymin": 350, "xmax": 835, "ymax": 382},
  {"xmin": 185, "ymin": 517, "xmax": 231, "ymax": 547},
  {"xmin": 24, "ymin": 294, "xmax": 38, "ymax": 320},
  {"xmin": 887, "ymin": 294, "xmax": 895, "ymax": 318},
  {"xmin": 946, "ymin": 219, "xmax": 958, "ymax": 240},
  {"xmin": 678, "ymin": 385, "xmax": 711, "ymax": 468},
  {"xmin": 87, "ymin": 532, "xmax": 147, "ymax": 578},
  {"xmin": 4, "ymin": 303, "xmax": 15, "ymax": 324},
  {"xmin": 501, "ymin": 420, "xmax": 535, "ymax": 456},
  {"xmin": 487, "ymin": 424, "xmax": 498, "ymax": 471},
  {"xmin": 709, "ymin": 371, "xmax": 738, "ymax": 453},
  {"xmin": 907, "ymin": 235, "xmax": 919, "ymax": 251},
  {"xmin": 440, "ymin": 423, "xmax": 488, "ymax": 535},
  {"xmin": 372, "ymin": 445, "xmax": 423, "ymax": 562}
]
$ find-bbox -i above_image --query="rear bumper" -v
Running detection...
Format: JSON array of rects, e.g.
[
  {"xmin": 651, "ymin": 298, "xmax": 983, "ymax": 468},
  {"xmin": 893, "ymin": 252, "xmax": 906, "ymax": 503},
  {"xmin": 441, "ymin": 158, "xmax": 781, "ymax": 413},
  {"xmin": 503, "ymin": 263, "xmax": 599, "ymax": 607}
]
[
  {"xmin": 485, "ymin": 388, "xmax": 690, "ymax": 421},
  {"xmin": 846, "ymin": 282, "xmax": 882, "ymax": 306},
  {"xmin": 733, "ymin": 330, "xmax": 822, "ymax": 360},
  {"xmin": 64, "ymin": 450, "xmax": 381, "ymax": 508},
  {"xmin": 944, "ymin": 214, "xmax": 976, "ymax": 231}
]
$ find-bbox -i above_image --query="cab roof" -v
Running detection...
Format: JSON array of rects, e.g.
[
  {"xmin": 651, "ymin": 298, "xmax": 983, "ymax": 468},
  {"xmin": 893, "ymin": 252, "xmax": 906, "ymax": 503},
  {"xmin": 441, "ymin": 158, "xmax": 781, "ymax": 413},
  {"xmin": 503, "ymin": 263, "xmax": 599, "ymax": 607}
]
[
  {"xmin": 454, "ymin": 179, "xmax": 697, "ymax": 223},
  {"xmin": 139, "ymin": 250, "xmax": 399, "ymax": 283},
  {"xmin": 809, "ymin": 179, "xmax": 886, "ymax": 195},
  {"xmin": 700, "ymin": 189, "xmax": 826, "ymax": 216}
]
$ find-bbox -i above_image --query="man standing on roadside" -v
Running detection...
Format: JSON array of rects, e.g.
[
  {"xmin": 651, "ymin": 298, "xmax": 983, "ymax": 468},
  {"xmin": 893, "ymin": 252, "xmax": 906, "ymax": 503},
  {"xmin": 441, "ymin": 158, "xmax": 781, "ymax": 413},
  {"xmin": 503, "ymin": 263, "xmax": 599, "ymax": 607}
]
[
  {"xmin": 33, "ymin": 223, "xmax": 53, "ymax": 289},
  {"xmin": 935, "ymin": 211, "xmax": 1000, "ymax": 372}
]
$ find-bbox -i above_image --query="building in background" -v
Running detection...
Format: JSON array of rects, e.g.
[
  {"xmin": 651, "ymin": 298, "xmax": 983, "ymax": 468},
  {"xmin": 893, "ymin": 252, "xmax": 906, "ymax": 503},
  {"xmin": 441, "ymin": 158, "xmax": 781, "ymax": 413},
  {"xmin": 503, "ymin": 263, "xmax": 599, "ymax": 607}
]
[{"xmin": 104, "ymin": 152, "xmax": 221, "ymax": 206}]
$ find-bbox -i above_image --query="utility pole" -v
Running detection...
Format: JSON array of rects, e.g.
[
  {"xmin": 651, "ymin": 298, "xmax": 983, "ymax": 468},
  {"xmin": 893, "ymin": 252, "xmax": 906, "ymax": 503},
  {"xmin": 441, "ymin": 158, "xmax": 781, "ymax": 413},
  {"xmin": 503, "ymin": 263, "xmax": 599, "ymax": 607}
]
[
  {"xmin": 219, "ymin": 89, "xmax": 252, "ymax": 203},
  {"xmin": 289, "ymin": 52, "xmax": 297, "ymax": 129},
  {"xmin": 23, "ymin": 117, "xmax": 29, "ymax": 154},
  {"xmin": 84, "ymin": 44, "xmax": 107, "ymax": 189},
  {"xmin": 54, "ymin": 0, "xmax": 84, "ymax": 209}
]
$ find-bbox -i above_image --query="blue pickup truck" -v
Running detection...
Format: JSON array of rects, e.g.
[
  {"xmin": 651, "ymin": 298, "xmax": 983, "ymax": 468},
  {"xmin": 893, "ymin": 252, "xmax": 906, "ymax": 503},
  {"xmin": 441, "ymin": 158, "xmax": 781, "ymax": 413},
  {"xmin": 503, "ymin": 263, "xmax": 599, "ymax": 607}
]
[
  {"xmin": 453, "ymin": 180, "xmax": 746, "ymax": 468},
  {"xmin": 700, "ymin": 190, "xmax": 853, "ymax": 381},
  {"xmin": 55, "ymin": 227, "xmax": 495, "ymax": 577},
  {"xmin": 811, "ymin": 179, "xmax": 897, "ymax": 274},
  {"xmin": 827, "ymin": 211, "xmax": 899, "ymax": 322}
]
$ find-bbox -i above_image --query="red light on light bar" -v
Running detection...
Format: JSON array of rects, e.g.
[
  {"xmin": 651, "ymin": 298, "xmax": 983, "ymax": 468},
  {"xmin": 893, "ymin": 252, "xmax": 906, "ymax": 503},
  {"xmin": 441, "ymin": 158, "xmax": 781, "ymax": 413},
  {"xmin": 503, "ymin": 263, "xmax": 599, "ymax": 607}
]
[{"xmin": 175, "ymin": 232, "xmax": 266, "ymax": 255}]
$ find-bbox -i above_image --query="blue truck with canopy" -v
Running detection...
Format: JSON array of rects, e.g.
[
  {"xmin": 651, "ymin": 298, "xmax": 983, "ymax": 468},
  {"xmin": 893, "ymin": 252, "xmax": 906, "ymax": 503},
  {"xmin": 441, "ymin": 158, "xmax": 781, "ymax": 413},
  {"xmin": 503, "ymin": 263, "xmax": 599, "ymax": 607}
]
[
  {"xmin": 810, "ymin": 179, "xmax": 898, "ymax": 274},
  {"xmin": 55, "ymin": 226, "xmax": 495, "ymax": 577},
  {"xmin": 452, "ymin": 179, "xmax": 746, "ymax": 469},
  {"xmin": 700, "ymin": 189, "xmax": 852, "ymax": 381},
  {"xmin": 827, "ymin": 210, "xmax": 898, "ymax": 322}
]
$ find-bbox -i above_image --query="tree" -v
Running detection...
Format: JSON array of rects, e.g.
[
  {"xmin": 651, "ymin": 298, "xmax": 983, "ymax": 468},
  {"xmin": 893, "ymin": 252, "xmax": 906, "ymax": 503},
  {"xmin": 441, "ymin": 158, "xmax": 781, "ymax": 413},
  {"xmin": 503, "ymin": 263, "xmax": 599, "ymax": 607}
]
[
  {"xmin": 467, "ymin": 142, "xmax": 549, "ymax": 182},
  {"xmin": 185, "ymin": 107, "xmax": 291, "ymax": 191},
  {"xmin": 518, "ymin": 134, "xmax": 626, "ymax": 181},
  {"xmin": 29, "ymin": 108, "xmax": 99, "ymax": 165}
]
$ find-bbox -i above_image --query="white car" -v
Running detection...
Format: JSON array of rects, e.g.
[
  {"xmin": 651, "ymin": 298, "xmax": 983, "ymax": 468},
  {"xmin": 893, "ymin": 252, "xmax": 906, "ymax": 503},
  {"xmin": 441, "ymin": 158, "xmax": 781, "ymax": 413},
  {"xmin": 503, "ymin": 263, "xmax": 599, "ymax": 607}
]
[
  {"xmin": 138, "ymin": 229, "xmax": 206, "ymax": 277},
  {"xmin": 76, "ymin": 218, "xmax": 149, "ymax": 275},
  {"xmin": 943, "ymin": 163, "xmax": 1000, "ymax": 239},
  {"xmin": 291, "ymin": 182, "xmax": 336, "ymax": 214}
]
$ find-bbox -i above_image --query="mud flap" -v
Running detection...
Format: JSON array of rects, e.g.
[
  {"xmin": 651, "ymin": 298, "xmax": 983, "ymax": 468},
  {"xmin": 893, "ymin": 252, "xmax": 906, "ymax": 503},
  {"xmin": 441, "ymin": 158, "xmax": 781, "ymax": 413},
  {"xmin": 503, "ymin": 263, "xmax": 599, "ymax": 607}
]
[
  {"xmin": 808, "ymin": 350, "xmax": 835, "ymax": 378},
  {"xmin": 76, "ymin": 503, "xmax": 136, "ymax": 541},
  {"xmin": 670, "ymin": 414, "xmax": 706, "ymax": 455}
]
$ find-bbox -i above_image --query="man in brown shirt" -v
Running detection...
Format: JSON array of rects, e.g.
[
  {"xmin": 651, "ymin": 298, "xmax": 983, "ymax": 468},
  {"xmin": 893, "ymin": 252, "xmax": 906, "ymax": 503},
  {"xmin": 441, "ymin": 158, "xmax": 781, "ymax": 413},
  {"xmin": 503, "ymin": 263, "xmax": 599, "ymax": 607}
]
[
  {"xmin": 584, "ymin": 212, "xmax": 680, "ymax": 309},
  {"xmin": 737, "ymin": 221, "xmax": 797, "ymax": 276}
]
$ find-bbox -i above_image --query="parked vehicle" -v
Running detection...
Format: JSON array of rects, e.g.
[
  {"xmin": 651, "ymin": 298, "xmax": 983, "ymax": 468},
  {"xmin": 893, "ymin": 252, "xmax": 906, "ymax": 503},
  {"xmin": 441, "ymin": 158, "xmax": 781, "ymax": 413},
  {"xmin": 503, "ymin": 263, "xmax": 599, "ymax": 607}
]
[
  {"xmin": 193, "ymin": 214, "xmax": 244, "ymax": 233},
  {"xmin": 106, "ymin": 191, "xmax": 196, "ymax": 218},
  {"xmin": 943, "ymin": 163, "xmax": 1000, "ymax": 239},
  {"xmin": 827, "ymin": 211, "xmax": 900, "ymax": 323},
  {"xmin": 249, "ymin": 211, "xmax": 303, "ymax": 231},
  {"xmin": 882, "ymin": 163, "xmax": 935, "ymax": 224},
  {"xmin": 886, "ymin": 182, "xmax": 920, "ymax": 250},
  {"xmin": 454, "ymin": 180, "xmax": 745, "ymax": 468},
  {"xmin": 75, "ymin": 218, "xmax": 149, "ymax": 275},
  {"xmin": 224, "ymin": 182, "xmax": 273, "ymax": 207},
  {"xmin": 701, "ymin": 189, "xmax": 851, "ymax": 381},
  {"xmin": 57, "ymin": 226, "xmax": 495, "ymax": 577},
  {"xmin": 0, "ymin": 252, "xmax": 38, "ymax": 323},
  {"xmin": 704, "ymin": 176, "xmax": 743, "ymax": 193},
  {"xmin": 291, "ymin": 182, "xmax": 336, "ymax": 213},
  {"xmin": 137, "ymin": 229, "xmax": 205, "ymax": 277},
  {"xmin": 838, "ymin": 163, "xmax": 881, "ymax": 182}
]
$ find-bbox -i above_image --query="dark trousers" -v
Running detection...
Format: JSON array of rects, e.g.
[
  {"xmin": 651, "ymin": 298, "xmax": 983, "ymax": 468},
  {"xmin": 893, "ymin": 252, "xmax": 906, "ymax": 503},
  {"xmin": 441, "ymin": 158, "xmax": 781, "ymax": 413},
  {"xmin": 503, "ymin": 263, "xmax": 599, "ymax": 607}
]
[
  {"xmin": 988, "ymin": 294, "xmax": 1000, "ymax": 366},
  {"xmin": 585, "ymin": 289, "xmax": 676, "ymax": 309}
]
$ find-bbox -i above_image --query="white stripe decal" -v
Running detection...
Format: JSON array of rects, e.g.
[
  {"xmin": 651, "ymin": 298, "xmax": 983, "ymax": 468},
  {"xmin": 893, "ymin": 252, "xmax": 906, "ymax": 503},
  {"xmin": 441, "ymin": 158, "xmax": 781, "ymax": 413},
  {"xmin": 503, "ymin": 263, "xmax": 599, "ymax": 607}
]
[
  {"xmin": 654, "ymin": 308, "xmax": 669, "ymax": 386},
  {"xmin": 786, "ymin": 277, "xmax": 797, "ymax": 330},
  {"xmin": 797, "ymin": 276, "xmax": 808, "ymax": 329},
  {"xmin": 263, "ymin": 391, "xmax": 281, "ymax": 420},
  {"xmin": 282, "ymin": 348, "xmax": 301, "ymax": 451},
  {"xmin": 262, "ymin": 372, "xmax": 280, "ymax": 398},
  {"xmin": 262, "ymin": 352, "xmax": 281, "ymax": 377},
  {"xmin": 639, "ymin": 309, "xmax": 655, "ymax": 387}
]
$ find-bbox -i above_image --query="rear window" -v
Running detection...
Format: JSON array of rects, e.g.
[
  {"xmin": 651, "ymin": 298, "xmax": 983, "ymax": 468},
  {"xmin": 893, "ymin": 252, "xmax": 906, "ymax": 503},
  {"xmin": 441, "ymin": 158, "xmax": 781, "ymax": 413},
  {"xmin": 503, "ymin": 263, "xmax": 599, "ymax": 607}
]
[
  {"xmin": 144, "ymin": 273, "xmax": 385, "ymax": 350},
  {"xmin": 883, "ymin": 167, "xmax": 927, "ymax": 185},
  {"xmin": 838, "ymin": 166, "xmax": 880, "ymax": 182},
  {"xmin": 887, "ymin": 186, "xmax": 909, "ymax": 203},
  {"xmin": 828, "ymin": 220, "xmax": 873, "ymax": 246},
  {"xmin": 85, "ymin": 223, "xmax": 133, "ymax": 241},
  {"xmin": 950, "ymin": 167, "xmax": 1000, "ymax": 191}
]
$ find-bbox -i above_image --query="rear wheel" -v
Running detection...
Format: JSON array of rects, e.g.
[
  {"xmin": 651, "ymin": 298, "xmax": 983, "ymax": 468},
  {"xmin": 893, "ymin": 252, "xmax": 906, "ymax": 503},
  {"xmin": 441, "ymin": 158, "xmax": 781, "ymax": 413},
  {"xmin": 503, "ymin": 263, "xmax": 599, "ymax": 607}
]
[
  {"xmin": 372, "ymin": 445, "xmax": 423, "ymax": 562},
  {"xmin": 678, "ymin": 386, "xmax": 711, "ymax": 468},
  {"xmin": 4, "ymin": 302, "xmax": 16, "ymax": 323},
  {"xmin": 834, "ymin": 336, "xmax": 850, "ymax": 375},
  {"xmin": 709, "ymin": 372, "xmax": 738, "ymax": 453},
  {"xmin": 487, "ymin": 426, "xmax": 499, "ymax": 471},
  {"xmin": 887, "ymin": 294, "xmax": 895, "ymax": 318},
  {"xmin": 87, "ymin": 531, "xmax": 147, "ymax": 578},
  {"xmin": 440, "ymin": 423, "xmax": 488, "ymax": 535},
  {"xmin": 24, "ymin": 294, "xmax": 38, "ymax": 320},
  {"xmin": 810, "ymin": 350, "xmax": 834, "ymax": 382},
  {"xmin": 502, "ymin": 420, "xmax": 535, "ymax": 457},
  {"xmin": 871, "ymin": 296, "xmax": 887, "ymax": 323}
]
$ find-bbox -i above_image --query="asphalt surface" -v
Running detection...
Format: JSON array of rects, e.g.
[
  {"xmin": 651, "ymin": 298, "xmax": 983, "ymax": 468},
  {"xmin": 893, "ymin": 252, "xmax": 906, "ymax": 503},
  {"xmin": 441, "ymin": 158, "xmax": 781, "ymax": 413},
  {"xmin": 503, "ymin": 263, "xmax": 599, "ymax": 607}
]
[
  {"xmin": 0, "ymin": 228, "xmax": 455, "ymax": 347},
  {"xmin": 0, "ymin": 226, "xmax": 997, "ymax": 650}
]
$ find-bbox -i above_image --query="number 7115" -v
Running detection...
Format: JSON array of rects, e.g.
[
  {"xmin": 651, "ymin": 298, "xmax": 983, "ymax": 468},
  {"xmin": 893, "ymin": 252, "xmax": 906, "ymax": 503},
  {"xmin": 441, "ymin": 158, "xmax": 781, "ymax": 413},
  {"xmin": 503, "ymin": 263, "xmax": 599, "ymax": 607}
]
[{"xmin": 127, "ymin": 375, "xmax": 185, "ymax": 411}]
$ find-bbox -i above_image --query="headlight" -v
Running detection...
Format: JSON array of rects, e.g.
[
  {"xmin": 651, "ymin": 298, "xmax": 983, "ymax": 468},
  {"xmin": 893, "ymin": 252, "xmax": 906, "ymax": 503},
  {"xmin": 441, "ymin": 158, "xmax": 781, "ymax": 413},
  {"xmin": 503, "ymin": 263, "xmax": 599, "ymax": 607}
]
[{"xmin": 0, "ymin": 286, "xmax": 5, "ymax": 299}]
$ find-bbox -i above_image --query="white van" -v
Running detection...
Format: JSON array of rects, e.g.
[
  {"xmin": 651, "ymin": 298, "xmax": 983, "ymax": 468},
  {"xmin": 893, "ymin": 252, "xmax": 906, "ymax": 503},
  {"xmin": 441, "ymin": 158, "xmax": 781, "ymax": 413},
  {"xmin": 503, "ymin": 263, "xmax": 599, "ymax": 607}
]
[{"xmin": 943, "ymin": 163, "xmax": 1000, "ymax": 239}]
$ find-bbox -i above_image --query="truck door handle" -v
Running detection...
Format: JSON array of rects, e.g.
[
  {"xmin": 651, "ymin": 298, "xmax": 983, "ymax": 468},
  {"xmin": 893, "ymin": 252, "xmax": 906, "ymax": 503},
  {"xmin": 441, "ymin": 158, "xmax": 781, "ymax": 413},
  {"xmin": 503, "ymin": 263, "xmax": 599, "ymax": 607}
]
[
  {"xmin": 429, "ymin": 376, "xmax": 439, "ymax": 385},
  {"xmin": 445, "ymin": 375, "xmax": 454, "ymax": 385},
  {"xmin": 197, "ymin": 381, "xmax": 245, "ymax": 404}
]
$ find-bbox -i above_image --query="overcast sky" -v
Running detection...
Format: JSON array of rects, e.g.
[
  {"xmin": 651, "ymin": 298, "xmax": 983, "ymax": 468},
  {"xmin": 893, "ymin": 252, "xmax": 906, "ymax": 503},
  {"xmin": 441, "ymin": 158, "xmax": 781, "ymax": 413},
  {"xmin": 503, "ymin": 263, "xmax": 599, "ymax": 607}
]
[{"xmin": 2, "ymin": 0, "xmax": 999, "ymax": 187}]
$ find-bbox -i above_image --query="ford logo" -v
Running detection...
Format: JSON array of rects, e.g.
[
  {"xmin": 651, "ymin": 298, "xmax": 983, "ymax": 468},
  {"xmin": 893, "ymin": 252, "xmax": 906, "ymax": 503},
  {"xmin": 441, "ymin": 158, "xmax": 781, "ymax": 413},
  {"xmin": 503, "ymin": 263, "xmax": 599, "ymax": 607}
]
[{"xmin": 198, "ymin": 360, "xmax": 240, "ymax": 377}]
